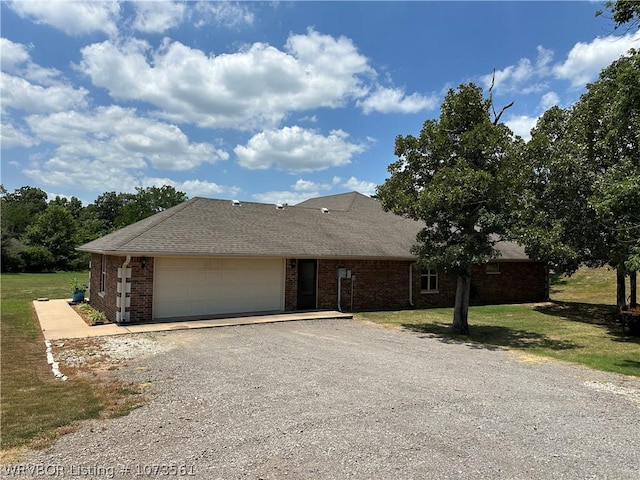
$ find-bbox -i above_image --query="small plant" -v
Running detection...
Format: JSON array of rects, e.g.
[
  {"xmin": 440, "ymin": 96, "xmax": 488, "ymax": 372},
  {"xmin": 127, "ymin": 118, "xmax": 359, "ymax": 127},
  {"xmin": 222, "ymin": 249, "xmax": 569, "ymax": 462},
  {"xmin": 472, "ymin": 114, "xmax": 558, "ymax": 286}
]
[
  {"xmin": 70, "ymin": 277, "xmax": 88, "ymax": 294},
  {"xmin": 78, "ymin": 303, "xmax": 108, "ymax": 325}
]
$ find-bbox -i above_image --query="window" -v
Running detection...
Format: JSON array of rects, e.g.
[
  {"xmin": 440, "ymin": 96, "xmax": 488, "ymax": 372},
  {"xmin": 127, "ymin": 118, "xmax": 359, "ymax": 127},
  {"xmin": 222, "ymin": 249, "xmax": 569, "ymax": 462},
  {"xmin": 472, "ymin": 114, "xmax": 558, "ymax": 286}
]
[
  {"xmin": 421, "ymin": 269, "xmax": 438, "ymax": 293},
  {"xmin": 486, "ymin": 262, "xmax": 500, "ymax": 274},
  {"xmin": 100, "ymin": 255, "xmax": 107, "ymax": 294}
]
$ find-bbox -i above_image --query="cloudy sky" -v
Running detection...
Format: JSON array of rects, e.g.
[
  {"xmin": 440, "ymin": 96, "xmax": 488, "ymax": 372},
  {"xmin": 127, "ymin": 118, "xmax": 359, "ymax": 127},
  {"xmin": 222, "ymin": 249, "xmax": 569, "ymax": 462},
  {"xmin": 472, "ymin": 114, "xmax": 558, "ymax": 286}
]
[{"xmin": 1, "ymin": 1, "xmax": 638, "ymax": 205}]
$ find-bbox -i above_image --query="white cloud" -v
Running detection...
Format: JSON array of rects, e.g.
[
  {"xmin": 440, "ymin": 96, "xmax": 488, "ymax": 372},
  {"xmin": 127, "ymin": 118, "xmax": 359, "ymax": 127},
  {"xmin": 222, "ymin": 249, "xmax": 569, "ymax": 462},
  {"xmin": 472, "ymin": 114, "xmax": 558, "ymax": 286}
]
[
  {"xmin": 252, "ymin": 175, "xmax": 375, "ymax": 205},
  {"xmin": 1, "ymin": 72, "xmax": 88, "ymax": 113},
  {"xmin": 1, "ymin": 39, "xmax": 89, "ymax": 114},
  {"xmin": 481, "ymin": 56, "xmax": 548, "ymax": 95},
  {"xmin": 0, "ymin": 120, "xmax": 38, "ymax": 149},
  {"xmin": 357, "ymin": 86, "xmax": 438, "ymax": 114},
  {"xmin": 505, "ymin": 115, "xmax": 538, "ymax": 141},
  {"xmin": 23, "ymin": 159, "xmax": 139, "ymax": 193},
  {"xmin": 234, "ymin": 126, "xmax": 366, "ymax": 172},
  {"xmin": 1, "ymin": 38, "xmax": 68, "ymax": 86},
  {"xmin": 553, "ymin": 31, "xmax": 640, "ymax": 87},
  {"xmin": 341, "ymin": 176, "xmax": 376, "ymax": 196},
  {"xmin": 132, "ymin": 1, "xmax": 185, "ymax": 33},
  {"xmin": 7, "ymin": 0, "xmax": 120, "ymax": 37},
  {"xmin": 540, "ymin": 91, "xmax": 560, "ymax": 111},
  {"xmin": 536, "ymin": 45, "xmax": 554, "ymax": 70},
  {"xmin": 252, "ymin": 190, "xmax": 321, "ymax": 206},
  {"xmin": 142, "ymin": 177, "xmax": 239, "ymax": 198},
  {"xmin": 193, "ymin": 1, "xmax": 255, "ymax": 28},
  {"xmin": 1, "ymin": 38, "xmax": 31, "ymax": 71},
  {"xmin": 292, "ymin": 179, "xmax": 333, "ymax": 192},
  {"xmin": 77, "ymin": 29, "xmax": 380, "ymax": 129},
  {"xmin": 25, "ymin": 106, "xmax": 228, "ymax": 176}
]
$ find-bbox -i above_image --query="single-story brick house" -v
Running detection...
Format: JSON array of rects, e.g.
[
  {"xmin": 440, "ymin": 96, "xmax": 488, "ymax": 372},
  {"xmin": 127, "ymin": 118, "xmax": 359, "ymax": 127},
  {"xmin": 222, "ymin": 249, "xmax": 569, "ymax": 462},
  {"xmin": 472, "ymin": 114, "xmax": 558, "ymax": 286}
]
[{"xmin": 78, "ymin": 192, "xmax": 548, "ymax": 323}]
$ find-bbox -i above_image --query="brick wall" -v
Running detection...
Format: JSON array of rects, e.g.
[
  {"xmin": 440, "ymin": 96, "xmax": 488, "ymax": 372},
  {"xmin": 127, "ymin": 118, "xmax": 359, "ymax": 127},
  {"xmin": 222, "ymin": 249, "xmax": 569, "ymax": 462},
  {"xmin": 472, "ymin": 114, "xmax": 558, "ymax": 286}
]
[
  {"xmin": 89, "ymin": 254, "xmax": 155, "ymax": 323},
  {"xmin": 281, "ymin": 258, "xmax": 548, "ymax": 313},
  {"xmin": 284, "ymin": 258, "xmax": 297, "ymax": 310},
  {"xmin": 413, "ymin": 261, "xmax": 548, "ymax": 308},
  {"xmin": 129, "ymin": 256, "xmax": 154, "ymax": 323},
  {"xmin": 316, "ymin": 259, "xmax": 415, "ymax": 311},
  {"xmin": 469, "ymin": 261, "xmax": 548, "ymax": 305},
  {"xmin": 88, "ymin": 253, "xmax": 121, "ymax": 323}
]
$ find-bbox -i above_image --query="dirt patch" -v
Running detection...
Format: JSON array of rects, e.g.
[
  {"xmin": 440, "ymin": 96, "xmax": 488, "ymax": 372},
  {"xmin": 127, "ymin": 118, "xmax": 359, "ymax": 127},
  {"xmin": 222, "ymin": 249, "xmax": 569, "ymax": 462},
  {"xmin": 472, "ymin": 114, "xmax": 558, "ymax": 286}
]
[{"xmin": 49, "ymin": 335, "xmax": 174, "ymax": 422}]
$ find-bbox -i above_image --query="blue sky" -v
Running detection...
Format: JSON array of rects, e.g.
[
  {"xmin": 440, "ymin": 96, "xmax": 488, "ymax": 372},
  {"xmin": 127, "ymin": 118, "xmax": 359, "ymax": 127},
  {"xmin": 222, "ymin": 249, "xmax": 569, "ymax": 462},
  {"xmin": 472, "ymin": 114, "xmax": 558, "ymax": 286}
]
[{"xmin": 1, "ymin": 1, "xmax": 639, "ymax": 205}]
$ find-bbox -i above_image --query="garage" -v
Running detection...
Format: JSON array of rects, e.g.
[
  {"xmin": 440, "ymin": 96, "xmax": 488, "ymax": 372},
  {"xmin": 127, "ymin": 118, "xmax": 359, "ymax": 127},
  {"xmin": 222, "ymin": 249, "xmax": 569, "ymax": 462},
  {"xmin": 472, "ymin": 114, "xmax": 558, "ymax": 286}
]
[{"xmin": 153, "ymin": 257, "xmax": 284, "ymax": 319}]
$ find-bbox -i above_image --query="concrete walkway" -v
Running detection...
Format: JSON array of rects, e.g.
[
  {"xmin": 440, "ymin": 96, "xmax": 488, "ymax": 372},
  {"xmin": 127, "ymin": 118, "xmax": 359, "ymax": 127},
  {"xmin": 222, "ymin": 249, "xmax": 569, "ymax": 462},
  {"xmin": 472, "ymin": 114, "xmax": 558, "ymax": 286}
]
[{"xmin": 33, "ymin": 299, "xmax": 352, "ymax": 340}]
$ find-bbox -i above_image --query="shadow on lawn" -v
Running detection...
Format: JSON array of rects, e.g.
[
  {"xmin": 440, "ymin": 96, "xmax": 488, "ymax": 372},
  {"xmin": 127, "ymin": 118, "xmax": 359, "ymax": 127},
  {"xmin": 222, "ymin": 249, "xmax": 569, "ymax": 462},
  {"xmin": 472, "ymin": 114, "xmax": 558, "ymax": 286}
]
[
  {"xmin": 534, "ymin": 300, "xmax": 640, "ymax": 343},
  {"xmin": 402, "ymin": 322, "xmax": 578, "ymax": 352}
]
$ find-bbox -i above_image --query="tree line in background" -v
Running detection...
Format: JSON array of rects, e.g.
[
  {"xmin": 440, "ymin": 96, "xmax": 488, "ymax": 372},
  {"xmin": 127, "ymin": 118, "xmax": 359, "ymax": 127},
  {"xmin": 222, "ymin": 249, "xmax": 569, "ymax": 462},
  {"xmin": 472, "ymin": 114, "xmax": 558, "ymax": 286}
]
[
  {"xmin": 0, "ymin": 185, "xmax": 187, "ymax": 273},
  {"xmin": 378, "ymin": 47, "xmax": 639, "ymax": 333}
]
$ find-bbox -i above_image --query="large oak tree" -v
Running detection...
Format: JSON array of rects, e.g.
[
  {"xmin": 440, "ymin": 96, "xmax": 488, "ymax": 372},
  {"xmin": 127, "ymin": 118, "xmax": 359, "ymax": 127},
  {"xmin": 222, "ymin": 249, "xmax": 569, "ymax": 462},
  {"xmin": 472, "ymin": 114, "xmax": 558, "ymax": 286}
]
[{"xmin": 376, "ymin": 84, "xmax": 519, "ymax": 334}]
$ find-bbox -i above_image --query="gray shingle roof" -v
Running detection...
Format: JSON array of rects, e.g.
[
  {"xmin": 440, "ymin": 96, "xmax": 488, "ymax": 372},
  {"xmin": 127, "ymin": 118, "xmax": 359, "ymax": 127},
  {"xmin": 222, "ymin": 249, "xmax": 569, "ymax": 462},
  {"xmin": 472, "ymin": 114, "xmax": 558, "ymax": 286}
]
[{"xmin": 78, "ymin": 192, "xmax": 530, "ymax": 261}]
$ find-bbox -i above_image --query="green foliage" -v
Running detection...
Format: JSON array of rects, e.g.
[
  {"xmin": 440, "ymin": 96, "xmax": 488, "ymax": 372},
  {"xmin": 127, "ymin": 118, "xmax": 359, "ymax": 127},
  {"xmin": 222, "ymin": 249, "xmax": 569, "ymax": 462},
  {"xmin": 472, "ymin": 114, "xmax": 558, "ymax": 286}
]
[
  {"xmin": 25, "ymin": 204, "xmax": 79, "ymax": 270},
  {"xmin": 0, "ymin": 185, "xmax": 48, "ymax": 238},
  {"xmin": 513, "ymin": 106, "xmax": 590, "ymax": 274},
  {"xmin": 1, "ymin": 235, "xmax": 25, "ymax": 272},
  {"xmin": 0, "ymin": 184, "xmax": 188, "ymax": 272},
  {"xmin": 70, "ymin": 277, "xmax": 88, "ymax": 293},
  {"xmin": 597, "ymin": 0, "xmax": 640, "ymax": 30},
  {"xmin": 515, "ymin": 49, "xmax": 640, "ymax": 286},
  {"xmin": 78, "ymin": 303, "xmax": 108, "ymax": 325},
  {"xmin": 20, "ymin": 245, "xmax": 56, "ymax": 272},
  {"xmin": 114, "ymin": 186, "xmax": 188, "ymax": 228},
  {"xmin": 377, "ymin": 84, "xmax": 519, "ymax": 334},
  {"xmin": 377, "ymin": 84, "xmax": 518, "ymax": 276}
]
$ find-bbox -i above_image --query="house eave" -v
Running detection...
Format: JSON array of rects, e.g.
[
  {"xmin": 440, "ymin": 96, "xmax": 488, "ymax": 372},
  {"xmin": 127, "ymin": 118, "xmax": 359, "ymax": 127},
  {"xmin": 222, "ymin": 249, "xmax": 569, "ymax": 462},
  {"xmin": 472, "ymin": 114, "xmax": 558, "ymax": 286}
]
[{"xmin": 77, "ymin": 247, "xmax": 417, "ymax": 262}]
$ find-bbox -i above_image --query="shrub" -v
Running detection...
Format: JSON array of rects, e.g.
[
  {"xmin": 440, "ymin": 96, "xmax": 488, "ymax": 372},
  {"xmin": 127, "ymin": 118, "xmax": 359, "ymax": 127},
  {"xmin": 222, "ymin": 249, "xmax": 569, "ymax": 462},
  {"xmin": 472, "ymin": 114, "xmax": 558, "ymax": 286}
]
[{"xmin": 78, "ymin": 303, "xmax": 108, "ymax": 325}]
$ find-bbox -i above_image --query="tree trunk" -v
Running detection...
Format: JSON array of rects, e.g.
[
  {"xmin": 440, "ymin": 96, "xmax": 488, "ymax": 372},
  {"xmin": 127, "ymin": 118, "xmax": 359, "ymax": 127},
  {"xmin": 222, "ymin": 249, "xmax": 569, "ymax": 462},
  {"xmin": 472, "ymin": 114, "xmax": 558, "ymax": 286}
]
[
  {"xmin": 616, "ymin": 266, "xmax": 627, "ymax": 309},
  {"xmin": 453, "ymin": 274, "xmax": 471, "ymax": 335},
  {"xmin": 630, "ymin": 271, "xmax": 637, "ymax": 308}
]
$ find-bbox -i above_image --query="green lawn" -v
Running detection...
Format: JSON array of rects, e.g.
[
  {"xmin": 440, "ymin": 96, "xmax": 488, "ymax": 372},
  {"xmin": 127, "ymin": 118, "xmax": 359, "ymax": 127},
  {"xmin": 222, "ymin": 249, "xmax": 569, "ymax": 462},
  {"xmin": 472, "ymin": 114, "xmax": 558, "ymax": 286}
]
[
  {"xmin": 1, "ymin": 272, "xmax": 141, "ymax": 455},
  {"xmin": 358, "ymin": 267, "xmax": 640, "ymax": 377}
]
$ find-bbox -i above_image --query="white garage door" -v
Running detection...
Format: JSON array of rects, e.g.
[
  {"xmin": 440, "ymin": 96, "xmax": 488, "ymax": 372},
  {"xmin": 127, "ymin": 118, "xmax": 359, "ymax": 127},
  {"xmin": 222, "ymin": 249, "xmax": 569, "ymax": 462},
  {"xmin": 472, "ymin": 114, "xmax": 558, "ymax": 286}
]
[{"xmin": 153, "ymin": 257, "xmax": 284, "ymax": 319}]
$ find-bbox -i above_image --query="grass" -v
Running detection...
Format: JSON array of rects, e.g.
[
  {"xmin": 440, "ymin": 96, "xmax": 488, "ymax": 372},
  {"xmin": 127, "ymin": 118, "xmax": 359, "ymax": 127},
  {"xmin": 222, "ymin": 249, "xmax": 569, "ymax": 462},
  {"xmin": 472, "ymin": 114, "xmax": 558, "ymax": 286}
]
[
  {"xmin": 358, "ymin": 267, "xmax": 640, "ymax": 377},
  {"xmin": 1, "ymin": 272, "xmax": 144, "ymax": 457}
]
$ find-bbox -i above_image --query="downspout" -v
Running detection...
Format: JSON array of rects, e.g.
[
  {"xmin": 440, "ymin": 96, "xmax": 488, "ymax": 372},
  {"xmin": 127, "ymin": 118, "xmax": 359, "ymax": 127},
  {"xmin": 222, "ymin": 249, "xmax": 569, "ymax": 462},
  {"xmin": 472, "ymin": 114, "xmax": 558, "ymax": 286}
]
[
  {"xmin": 120, "ymin": 255, "xmax": 131, "ymax": 323},
  {"xmin": 409, "ymin": 263, "xmax": 415, "ymax": 307},
  {"xmin": 337, "ymin": 275, "xmax": 343, "ymax": 312}
]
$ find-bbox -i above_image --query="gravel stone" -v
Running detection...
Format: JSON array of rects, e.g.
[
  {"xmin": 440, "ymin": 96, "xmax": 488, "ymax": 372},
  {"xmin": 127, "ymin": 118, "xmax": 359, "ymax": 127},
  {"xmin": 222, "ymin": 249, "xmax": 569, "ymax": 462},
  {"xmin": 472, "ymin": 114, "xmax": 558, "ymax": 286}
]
[{"xmin": 6, "ymin": 319, "xmax": 640, "ymax": 479}]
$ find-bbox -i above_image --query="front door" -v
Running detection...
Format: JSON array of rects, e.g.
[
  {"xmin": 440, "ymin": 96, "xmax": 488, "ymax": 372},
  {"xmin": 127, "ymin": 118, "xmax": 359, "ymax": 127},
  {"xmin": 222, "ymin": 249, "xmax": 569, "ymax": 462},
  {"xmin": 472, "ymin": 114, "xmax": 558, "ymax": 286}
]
[{"xmin": 297, "ymin": 259, "xmax": 317, "ymax": 310}]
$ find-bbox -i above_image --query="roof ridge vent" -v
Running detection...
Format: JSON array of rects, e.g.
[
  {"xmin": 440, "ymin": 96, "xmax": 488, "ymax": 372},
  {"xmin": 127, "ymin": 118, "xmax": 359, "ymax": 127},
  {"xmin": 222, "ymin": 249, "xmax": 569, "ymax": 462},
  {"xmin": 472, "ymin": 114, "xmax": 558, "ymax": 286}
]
[
  {"xmin": 321, "ymin": 207, "xmax": 330, "ymax": 213},
  {"xmin": 232, "ymin": 199, "xmax": 241, "ymax": 206}
]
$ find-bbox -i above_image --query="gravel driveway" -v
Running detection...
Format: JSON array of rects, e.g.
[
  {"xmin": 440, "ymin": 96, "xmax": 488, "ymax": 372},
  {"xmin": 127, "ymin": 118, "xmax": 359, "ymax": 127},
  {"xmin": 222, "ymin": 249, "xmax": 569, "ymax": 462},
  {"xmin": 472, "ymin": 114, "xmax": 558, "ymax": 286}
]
[{"xmin": 7, "ymin": 319, "xmax": 640, "ymax": 479}]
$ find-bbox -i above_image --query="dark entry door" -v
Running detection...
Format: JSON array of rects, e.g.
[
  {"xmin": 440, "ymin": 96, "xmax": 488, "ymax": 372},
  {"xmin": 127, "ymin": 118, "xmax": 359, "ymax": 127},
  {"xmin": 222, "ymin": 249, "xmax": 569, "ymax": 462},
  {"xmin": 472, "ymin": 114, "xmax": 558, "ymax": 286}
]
[{"xmin": 297, "ymin": 260, "xmax": 317, "ymax": 310}]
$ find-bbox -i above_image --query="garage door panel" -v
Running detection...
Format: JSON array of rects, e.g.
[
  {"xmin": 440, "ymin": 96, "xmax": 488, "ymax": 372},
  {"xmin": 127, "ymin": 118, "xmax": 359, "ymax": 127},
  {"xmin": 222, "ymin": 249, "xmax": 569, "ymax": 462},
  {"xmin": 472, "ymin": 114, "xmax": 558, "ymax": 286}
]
[{"xmin": 154, "ymin": 257, "xmax": 283, "ymax": 319}]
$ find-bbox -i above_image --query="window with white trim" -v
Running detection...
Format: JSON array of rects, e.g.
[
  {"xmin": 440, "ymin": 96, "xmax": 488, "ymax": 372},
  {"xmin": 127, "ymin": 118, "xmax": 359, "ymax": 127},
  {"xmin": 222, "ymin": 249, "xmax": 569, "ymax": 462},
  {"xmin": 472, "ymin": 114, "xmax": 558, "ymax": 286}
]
[
  {"xmin": 100, "ymin": 255, "xmax": 107, "ymax": 294},
  {"xmin": 421, "ymin": 269, "xmax": 438, "ymax": 293}
]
